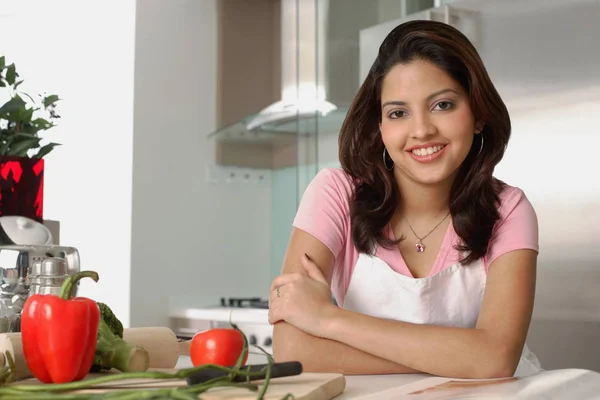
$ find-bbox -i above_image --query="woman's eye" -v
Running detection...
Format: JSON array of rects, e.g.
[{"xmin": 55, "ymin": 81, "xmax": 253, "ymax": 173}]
[
  {"xmin": 389, "ymin": 110, "xmax": 407, "ymax": 119},
  {"xmin": 434, "ymin": 101, "xmax": 454, "ymax": 111}
]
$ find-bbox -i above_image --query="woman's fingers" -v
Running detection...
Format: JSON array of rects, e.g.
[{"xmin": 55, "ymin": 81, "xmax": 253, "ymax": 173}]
[{"xmin": 270, "ymin": 271, "xmax": 304, "ymax": 291}]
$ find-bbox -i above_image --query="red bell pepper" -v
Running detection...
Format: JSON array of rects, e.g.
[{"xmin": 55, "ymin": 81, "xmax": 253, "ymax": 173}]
[{"xmin": 21, "ymin": 270, "xmax": 101, "ymax": 383}]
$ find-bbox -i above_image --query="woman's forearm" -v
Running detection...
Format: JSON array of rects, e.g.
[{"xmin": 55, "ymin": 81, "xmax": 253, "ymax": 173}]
[
  {"xmin": 272, "ymin": 322, "xmax": 422, "ymax": 375},
  {"xmin": 324, "ymin": 308, "xmax": 517, "ymax": 379}
]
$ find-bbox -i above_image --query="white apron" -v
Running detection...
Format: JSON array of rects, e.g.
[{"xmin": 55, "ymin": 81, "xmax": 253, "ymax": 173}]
[{"xmin": 342, "ymin": 252, "xmax": 542, "ymax": 377}]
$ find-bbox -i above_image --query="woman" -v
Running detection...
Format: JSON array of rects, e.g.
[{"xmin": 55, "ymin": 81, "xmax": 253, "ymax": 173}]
[{"xmin": 268, "ymin": 20, "xmax": 541, "ymax": 379}]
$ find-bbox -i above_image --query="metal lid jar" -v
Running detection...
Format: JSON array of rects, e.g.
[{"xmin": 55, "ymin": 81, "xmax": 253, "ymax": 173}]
[{"xmin": 28, "ymin": 257, "xmax": 70, "ymax": 296}]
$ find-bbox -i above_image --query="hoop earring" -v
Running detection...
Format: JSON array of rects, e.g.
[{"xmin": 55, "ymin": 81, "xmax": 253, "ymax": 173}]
[
  {"xmin": 477, "ymin": 134, "xmax": 484, "ymax": 156},
  {"xmin": 383, "ymin": 148, "xmax": 394, "ymax": 171}
]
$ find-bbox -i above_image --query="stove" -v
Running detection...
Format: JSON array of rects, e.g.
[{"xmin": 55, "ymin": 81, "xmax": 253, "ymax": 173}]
[
  {"xmin": 220, "ymin": 297, "xmax": 269, "ymax": 309},
  {"xmin": 170, "ymin": 297, "xmax": 273, "ymax": 365}
]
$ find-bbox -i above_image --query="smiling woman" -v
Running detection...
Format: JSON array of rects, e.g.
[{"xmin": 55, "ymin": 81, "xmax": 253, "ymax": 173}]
[{"xmin": 268, "ymin": 20, "xmax": 540, "ymax": 379}]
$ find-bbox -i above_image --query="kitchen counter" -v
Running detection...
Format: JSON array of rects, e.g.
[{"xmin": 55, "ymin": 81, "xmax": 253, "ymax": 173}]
[
  {"xmin": 335, "ymin": 373, "xmax": 430, "ymax": 399},
  {"xmin": 176, "ymin": 356, "xmax": 600, "ymax": 399},
  {"xmin": 340, "ymin": 369, "xmax": 600, "ymax": 399}
]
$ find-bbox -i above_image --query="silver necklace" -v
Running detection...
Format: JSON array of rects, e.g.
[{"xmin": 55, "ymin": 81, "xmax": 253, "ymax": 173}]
[{"xmin": 403, "ymin": 212, "xmax": 451, "ymax": 253}]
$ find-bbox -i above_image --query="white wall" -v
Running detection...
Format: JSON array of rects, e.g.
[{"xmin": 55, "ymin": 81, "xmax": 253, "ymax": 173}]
[
  {"xmin": 130, "ymin": 0, "xmax": 273, "ymax": 327},
  {"xmin": 0, "ymin": 0, "xmax": 137, "ymax": 325}
]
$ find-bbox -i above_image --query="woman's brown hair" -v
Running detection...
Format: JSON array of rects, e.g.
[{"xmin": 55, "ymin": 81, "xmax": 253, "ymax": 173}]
[{"xmin": 338, "ymin": 20, "xmax": 510, "ymax": 264}]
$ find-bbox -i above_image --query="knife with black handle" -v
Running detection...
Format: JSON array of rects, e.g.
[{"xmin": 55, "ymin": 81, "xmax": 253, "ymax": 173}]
[{"xmin": 186, "ymin": 361, "xmax": 303, "ymax": 385}]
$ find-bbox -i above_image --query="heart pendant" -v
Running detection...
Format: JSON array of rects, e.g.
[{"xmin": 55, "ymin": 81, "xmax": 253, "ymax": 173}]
[{"xmin": 415, "ymin": 243, "xmax": 425, "ymax": 253}]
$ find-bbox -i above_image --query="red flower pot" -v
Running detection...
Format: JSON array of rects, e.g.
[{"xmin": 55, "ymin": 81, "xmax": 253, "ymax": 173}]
[{"xmin": 0, "ymin": 156, "xmax": 44, "ymax": 223}]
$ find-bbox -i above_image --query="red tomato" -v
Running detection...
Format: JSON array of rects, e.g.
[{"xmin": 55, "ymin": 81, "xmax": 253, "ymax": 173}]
[{"xmin": 190, "ymin": 328, "xmax": 248, "ymax": 367}]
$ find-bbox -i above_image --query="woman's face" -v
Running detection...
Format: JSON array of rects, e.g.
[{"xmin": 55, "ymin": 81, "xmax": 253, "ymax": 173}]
[{"xmin": 379, "ymin": 59, "xmax": 481, "ymax": 186}]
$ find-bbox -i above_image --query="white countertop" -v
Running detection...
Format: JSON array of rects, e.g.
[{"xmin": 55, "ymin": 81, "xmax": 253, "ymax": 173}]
[
  {"xmin": 338, "ymin": 369, "xmax": 600, "ymax": 399},
  {"xmin": 336, "ymin": 373, "xmax": 430, "ymax": 399},
  {"xmin": 176, "ymin": 356, "xmax": 600, "ymax": 399}
]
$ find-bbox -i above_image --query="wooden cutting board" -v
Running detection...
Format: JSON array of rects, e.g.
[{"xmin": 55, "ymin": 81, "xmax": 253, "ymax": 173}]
[{"xmin": 13, "ymin": 370, "xmax": 346, "ymax": 400}]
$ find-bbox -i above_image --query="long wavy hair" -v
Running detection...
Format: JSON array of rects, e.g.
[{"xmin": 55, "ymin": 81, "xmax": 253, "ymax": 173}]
[{"xmin": 338, "ymin": 20, "xmax": 510, "ymax": 265}]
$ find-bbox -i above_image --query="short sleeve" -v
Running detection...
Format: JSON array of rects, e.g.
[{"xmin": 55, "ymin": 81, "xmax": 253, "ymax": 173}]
[
  {"xmin": 485, "ymin": 187, "xmax": 539, "ymax": 271},
  {"xmin": 292, "ymin": 168, "xmax": 352, "ymax": 260}
]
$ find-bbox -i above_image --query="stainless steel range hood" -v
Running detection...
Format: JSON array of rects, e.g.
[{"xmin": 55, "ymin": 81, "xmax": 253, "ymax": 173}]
[
  {"xmin": 245, "ymin": 0, "xmax": 342, "ymax": 135},
  {"xmin": 209, "ymin": 0, "xmax": 348, "ymax": 148}
]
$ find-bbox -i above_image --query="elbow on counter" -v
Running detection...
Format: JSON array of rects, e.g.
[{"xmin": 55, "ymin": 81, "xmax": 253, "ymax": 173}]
[
  {"xmin": 272, "ymin": 325, "xmax": 295, "ymax": 362},
  {"xmin": 466, "ymin": 345, "xmax": 520, "ymax": 379},
  {"xmin": 271, "ymin": 322, "xmax": 334, "ymax": 373},
  {"xmin": 272, "ymin": 322, "xmax": 307, "ymax": 362},
  {"xmin": 470, "ymin": 362, "xmax": 517, "ymax": 380}
]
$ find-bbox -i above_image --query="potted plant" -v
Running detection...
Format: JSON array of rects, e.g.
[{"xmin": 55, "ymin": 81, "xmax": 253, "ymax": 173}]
[{"xmin": 0, "ymin": 55, "xmax": 61, "ymax": 223}]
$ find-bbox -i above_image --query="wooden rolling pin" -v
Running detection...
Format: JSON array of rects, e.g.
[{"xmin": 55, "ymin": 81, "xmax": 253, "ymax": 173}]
[
  {"xmin": 0, "ymin": 332, "xmax": 27, "ymax": 380},
  {"xmin": 123, "ymin": 327, "xmax": 190, "ymax": 368},
  {"xmin": 0, "ymin": 327, "xmax": 191, "ymax": 380}
]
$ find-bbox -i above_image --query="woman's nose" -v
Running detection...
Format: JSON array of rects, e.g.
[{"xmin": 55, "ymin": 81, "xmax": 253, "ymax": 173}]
[{"xmin": 411, "ymin": 113, "xmax": 437, "ymax": 139}]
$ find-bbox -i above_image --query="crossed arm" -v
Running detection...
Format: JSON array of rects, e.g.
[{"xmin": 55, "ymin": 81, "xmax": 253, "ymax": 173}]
[
  {"xmin": 270, "ymin": 228, "xmax": 538, "ymax": 379},
  {"xmin": 271, "ymin": 229, "xmax": 419, "ymax": 375}
]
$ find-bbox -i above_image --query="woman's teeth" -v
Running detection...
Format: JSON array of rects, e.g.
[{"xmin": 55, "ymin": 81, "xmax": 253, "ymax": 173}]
[{"xmin": 411, "ymin": 145, "xmax": 445, "ymax": 156}]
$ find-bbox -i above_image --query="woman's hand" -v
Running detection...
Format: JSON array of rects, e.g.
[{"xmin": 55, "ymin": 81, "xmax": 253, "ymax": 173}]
[{"xmin": 269, "ymin": 254, "xmax": 337, "ymax": 337}]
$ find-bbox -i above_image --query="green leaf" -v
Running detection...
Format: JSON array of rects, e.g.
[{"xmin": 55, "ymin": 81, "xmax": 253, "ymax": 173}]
[
  {"xmin": 3, "ymin": 107, "xmax": 35, "ymax": 127},
  {"xmin": 0, "ymin": 56, "xmax": 5, "ymax": 70},
  {"xmin": 5, "ymin": 63, "xmax": 16, "ymax": 86},
  {"xmin": 19, "ymin": 91, "xmax": 36, "ymax": 104},
  {"xmin": 13, "ymin": 79, "xmax": 24, "ymax": 89},
  {"xmin": 0, "ymin": 96, "xmax": 27, "ymax": 116},
  {"xmin": 11, "ymin": 132, "xmax": 37, "ymax": 140},
  {"xmin": 19, "ymin": 107, "xmax": 34, "ymax": 124},
  {"xmin": 8, "ymin": 137, "xmax": 40, "ymax": 157},
  {"xmin": 43, "ymin": 94, "xmax": 60, "ymax": 108},
  {"xmin": 19, "ymin": 124, "xmax": 38, "ymax": 135},
  {"xmin": 0, "ymin": 137, "xmax": 13, "ymax": 155},
  {"xmin": 34, "ymin": 142, "xmax": 60, "ymax": 159},
  {"xmin": 31, "ymin": 118, "xmax": 53, "ymax": 130}
]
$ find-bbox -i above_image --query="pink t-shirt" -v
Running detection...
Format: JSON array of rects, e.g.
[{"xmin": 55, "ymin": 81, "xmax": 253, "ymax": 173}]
[{"xmin": 292, "ymin": 168, "xmax": 539, "ymax": 305}]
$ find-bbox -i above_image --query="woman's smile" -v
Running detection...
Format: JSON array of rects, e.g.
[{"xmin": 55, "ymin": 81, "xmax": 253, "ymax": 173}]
[{"xmin": 406, "ymin": 143, "xmax": 448, "ymax": 163}]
